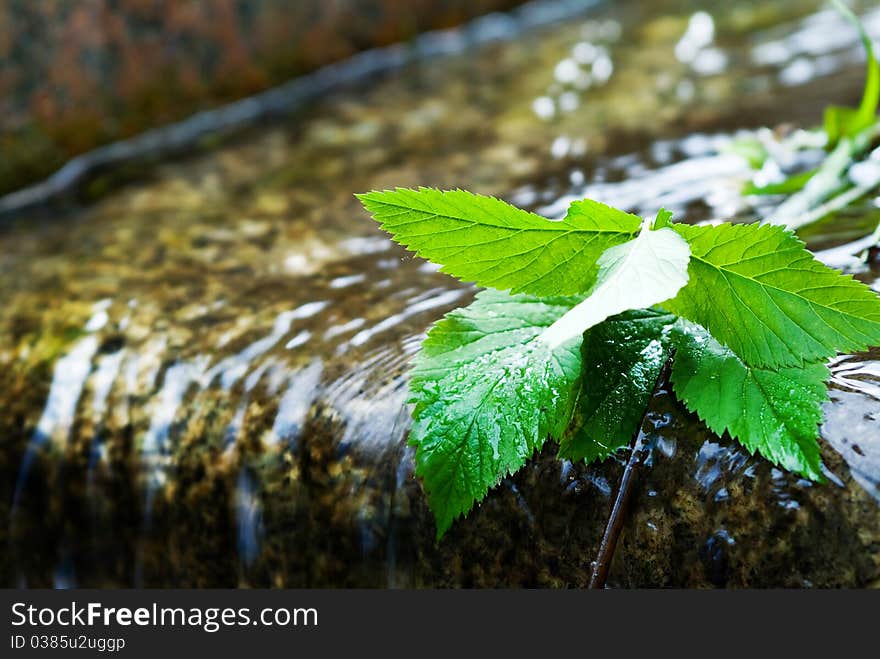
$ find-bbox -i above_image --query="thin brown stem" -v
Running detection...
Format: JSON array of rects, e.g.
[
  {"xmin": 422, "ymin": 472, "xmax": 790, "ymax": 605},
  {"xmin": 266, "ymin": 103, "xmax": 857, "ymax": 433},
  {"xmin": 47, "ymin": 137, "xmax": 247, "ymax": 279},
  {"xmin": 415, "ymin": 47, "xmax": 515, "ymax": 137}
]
[{"xmin": 587, "ymin": 350, "xmax": 675, "ymax": 589}]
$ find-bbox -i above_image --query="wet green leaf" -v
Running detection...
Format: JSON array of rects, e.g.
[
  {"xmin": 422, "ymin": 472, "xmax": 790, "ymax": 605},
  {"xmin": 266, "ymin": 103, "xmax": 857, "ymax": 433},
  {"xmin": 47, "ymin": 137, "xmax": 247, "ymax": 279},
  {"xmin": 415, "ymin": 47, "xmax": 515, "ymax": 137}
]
[
  {"xmin": 669, "ymin": 320, "xmax": 829, "ymax": 480},
  {"xmin": 408, "ymin": 290, "xmax": 582, "ymax": 538},
  {"xmin": 559, "ymin": 309, "xmax": 676, "ymax": 463}
]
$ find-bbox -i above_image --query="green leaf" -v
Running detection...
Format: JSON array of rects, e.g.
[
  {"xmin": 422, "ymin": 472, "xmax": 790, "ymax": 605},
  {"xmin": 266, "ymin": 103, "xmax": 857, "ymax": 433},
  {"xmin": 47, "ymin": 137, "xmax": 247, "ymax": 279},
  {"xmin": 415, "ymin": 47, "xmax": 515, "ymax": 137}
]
[
  {"xmin": 668, "ymin": 320, "xmax": 829, "ymax": 480},
  {"xmin": 653, "ymin": 207, "xmax": 675, "ymax": 229},
  {"xmin": 408, "ymin": 290, "xmax": 583, "ymax": 538},
  {"xmin": 826, "ymin": 0, "xmax": 879, "ymax": 145},
  {"xmin": 540, "ymin": 222, "xmax": 690, "ymax": 348},
  {"xmin": 666, "ymin": 222, "xmax": 880, "ymax": 368},
  {"xmin": 744, "ymin": 168, "xmax": 817, "ymax": 196},
  {"xmin": 824, "ymin": 105, "xmax": 863, "ymax": 146},
  {"xmin": 560, "ymin": 309, "xmax": 676, "ymax": 462},
  {"xmin": 725, "ymin": 136, "xmax": 768, "ymax": 169},
  {"xmin": 356, "ymin": 188, "xmax": 641, "ymax": 295},
  {"xmin": 558, "ymin": 308, "xmax": 831, "ymax": 479}
]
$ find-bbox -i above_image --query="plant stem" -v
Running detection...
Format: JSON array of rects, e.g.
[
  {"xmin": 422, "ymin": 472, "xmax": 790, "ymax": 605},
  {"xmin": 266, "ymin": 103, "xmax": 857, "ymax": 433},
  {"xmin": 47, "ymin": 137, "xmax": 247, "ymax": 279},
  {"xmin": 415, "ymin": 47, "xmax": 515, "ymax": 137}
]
[
  {"xmin": 767, "ymin": 122, "xmax": 879, "ymax": 230},
  {"xmin": 784, "ymin": 183, "xmax": 877, "ymax": 230},
  {"xmin": 587, "ymin": 350, "xmax": 675, "ymax": 589}
]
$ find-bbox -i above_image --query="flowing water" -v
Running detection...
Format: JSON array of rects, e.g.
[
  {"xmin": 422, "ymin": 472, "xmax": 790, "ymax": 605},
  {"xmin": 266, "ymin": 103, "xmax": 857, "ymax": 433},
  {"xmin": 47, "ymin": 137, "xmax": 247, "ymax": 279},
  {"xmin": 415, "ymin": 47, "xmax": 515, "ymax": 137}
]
[{"xmin": 2, "ymin": 0, "xmax": 880, "ymax": 587}]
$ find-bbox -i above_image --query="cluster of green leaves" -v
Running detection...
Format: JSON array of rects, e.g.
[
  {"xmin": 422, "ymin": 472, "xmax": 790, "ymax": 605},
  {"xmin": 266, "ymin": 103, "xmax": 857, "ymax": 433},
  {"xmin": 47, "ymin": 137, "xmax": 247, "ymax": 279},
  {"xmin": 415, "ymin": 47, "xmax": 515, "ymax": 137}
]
[
  {"xmin": 358, "ymin": 187, "xmax": 880, "ymax": 537},
  {"xmin": 735, "ymin": 0, "xmax": 880, "ymax": 230}
]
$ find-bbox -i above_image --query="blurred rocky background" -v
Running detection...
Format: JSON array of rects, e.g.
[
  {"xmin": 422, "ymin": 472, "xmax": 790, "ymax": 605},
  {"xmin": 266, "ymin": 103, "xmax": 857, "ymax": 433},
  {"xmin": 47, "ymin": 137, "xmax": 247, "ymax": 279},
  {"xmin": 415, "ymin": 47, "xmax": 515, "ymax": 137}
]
[{"xmin": 0, "ymin": 0, "xmax": 525, "ymax": 196}]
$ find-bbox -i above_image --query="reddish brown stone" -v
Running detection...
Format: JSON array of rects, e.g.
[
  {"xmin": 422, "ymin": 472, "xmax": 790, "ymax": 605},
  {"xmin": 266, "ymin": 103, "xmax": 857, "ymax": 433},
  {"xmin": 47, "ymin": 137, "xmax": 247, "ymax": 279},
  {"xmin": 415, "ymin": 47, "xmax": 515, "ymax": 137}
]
[{"xmin": 0, "ymin": 0, "xmax": 524, "ymax": 195}]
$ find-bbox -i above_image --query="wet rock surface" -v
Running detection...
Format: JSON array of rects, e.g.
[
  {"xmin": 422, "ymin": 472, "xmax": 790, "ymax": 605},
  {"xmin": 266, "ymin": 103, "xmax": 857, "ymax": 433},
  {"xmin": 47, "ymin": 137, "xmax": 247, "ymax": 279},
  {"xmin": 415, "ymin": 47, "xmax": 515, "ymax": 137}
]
[{"xmin": 1, "ymin": 0, "xmax": 879, "ymax": 587}]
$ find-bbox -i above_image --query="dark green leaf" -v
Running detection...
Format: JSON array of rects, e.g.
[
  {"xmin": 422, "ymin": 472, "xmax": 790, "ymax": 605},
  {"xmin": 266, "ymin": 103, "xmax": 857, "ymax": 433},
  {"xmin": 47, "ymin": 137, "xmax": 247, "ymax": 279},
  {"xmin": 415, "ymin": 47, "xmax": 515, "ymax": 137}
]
[
  {"xmin": 409, "ymin": 290, "xmax": 583, "ymax": 537},
  {"xmin": 559, "ymin": 309, "xmax": 676, "ymax": 462}
]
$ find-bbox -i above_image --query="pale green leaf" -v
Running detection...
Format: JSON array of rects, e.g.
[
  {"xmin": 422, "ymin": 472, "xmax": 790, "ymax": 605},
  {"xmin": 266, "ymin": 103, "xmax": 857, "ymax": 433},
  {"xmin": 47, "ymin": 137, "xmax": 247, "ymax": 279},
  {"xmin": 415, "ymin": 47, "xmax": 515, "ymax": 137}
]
[{"xmin": 540, "ymin": 222, "xmax": 690, "ymax": 348}]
